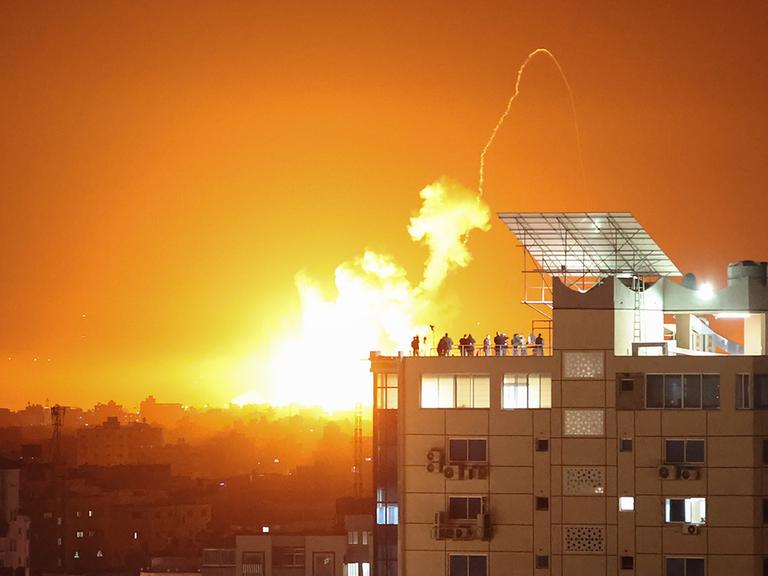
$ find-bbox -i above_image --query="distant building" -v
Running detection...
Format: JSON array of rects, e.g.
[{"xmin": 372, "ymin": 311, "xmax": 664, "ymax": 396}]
[
  {"xmin": 371, "ymin": 213, "xmax": 768, "ymax": 576},
  {"xmin": 201, "ymin": 548, "xmax": 236, "ymax": 576},
  {"xmin": 236, "ymin": 534, "xmax": 346, "ymax": 576},
  {"xmin": 76, "ymin": 417, "xmax": 163, "ymax": 466},
  {"xmin": 140, "ymin": 396, "xmax": 185, "ymax": 427},
  {"xmin": 0, "ymin": 462, "xmax": 31, "ymax": 576}
]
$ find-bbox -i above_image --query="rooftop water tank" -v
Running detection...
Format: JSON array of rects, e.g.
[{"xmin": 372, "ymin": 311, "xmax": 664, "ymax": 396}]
[{"xmin": 727, "ymin": 260, "xmax": 767, "ymax": 286}]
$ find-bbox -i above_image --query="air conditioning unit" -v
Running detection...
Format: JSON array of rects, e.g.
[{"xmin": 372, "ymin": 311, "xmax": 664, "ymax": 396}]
[
  {"xmin": 680, "ymin": 467, "xmax": 700, "ymax": 480},
  {"xmin": 443, "ymin": 465, "xmax": 460, "ymax": 480},
  {"xmin": 467, "ymin": 465, "xmax": 488, "ymax": 480},
  {"xmin": 452, "ymin": 526, "xmax": 477, "ymax": 540},
  {"xmin": 682, "ymin": 523, "xmax": 700, "ymax": 535},
  {"xmin": 426, "ymin": 449, "xmax": 444, "ymax": 473},
  {"xmin": 658, "ymin": 465, "xmax": 680, "ymax": 480}
]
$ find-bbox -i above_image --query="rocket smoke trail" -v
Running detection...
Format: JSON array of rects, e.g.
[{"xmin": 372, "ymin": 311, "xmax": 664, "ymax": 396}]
[{"xmin": 477, "ymin": 48, "xmax": 585, "ymax": 197}]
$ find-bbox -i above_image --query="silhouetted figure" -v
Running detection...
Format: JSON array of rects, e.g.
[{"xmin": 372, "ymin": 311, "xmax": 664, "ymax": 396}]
[
  {"xmin": 437, "ymin": 335, "xmax": 447, "ymax": 357},
  {"xmin": 459, "ymin": 334, "xmax": 467, "ymax": 356},
  {"xmin": 467, "ymin": 334, "xmax": 476, "ymax": 356},
  {"xmin": 501, "ymin": 332, "xmax": 509, "ymax": 356},
  {"xmin": 535, "ymin": 333, "xmax": 544, "ymax": 356},
  {"xmin": 493, "ymin": 332, "xmax": 503, "ymax": 356},
  {"xmin": 483, "ymin": 335, "xmax": 490, "ymax": 356},
  {"xmin": 445, "ymin": 333, "xmax": 454, "ymax": 356},
  {"xmin": 411, "ymin": 335, "xmax": 420, "ymax": 356}
]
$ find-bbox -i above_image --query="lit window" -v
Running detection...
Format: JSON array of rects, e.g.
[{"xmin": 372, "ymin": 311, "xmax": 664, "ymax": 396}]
[
  {"xmin": 619, "ymin": 497, "xmax": 635, "ymax": 511},
  {"xmin": 502, "ymin": 374, "xmax": 552, "ymax": 409},
  {"xmin": 665, "ymin": 498, "xmax": 706, "ymax": 524},
  {"xmin": 361, "ymin": 531, "xmax": 369, "ymax": 545},
  {"xmin": 375, "ymin": 373, "xmax": 398, "ymax": 410},
  {"xmin": 375, "ymin": 502, "xmax": 398, "ymax": 525},
  {"xmin": 88, "ymin": 510, "xmax": 94, "ymax": 517},
  {"xmin": 449, "ymin": 554, "xmax": 487, "ymax": 576},
  {"xmin": 448, "ymin": 438, "xmax": 487, "ymax": 463},
  {"xmin": 348, "ymin": 531, "xmax": 359, "ymax": 545},
  {"xmin": 133, "ymin": 531, "xmax": 139, "ymax": 540},
  {"xmin": 421, "ymin": 375, "xmax": 490, "ymax": 409},
  {"xmin": 75, "ymin": 530, "xmax": 84, "ymax": 539},
  {"xmin": 347, "ymin": 564, "xmax": 359, "ymax": 576},
  {"xmin": 96, "ymin": 550, "xmax": 104, "ymax": 558},
  {"xmin": 73, "ymin": 551, "xmax": 80, "ymax": 559},
  {"xmin": 361, "ymin": 563, "xmax": 370, "ymax": 576}
]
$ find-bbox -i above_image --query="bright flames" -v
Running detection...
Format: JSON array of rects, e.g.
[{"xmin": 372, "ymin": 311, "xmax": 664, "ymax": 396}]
[{"xmin": 233, "ymin": 178, "xmax": 490, "ymax": 410}]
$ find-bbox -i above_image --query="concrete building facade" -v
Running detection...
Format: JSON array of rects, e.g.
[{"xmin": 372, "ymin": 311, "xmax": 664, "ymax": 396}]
[{"xmin": 371, "ymin": 213, "xmax": 768, "ymax": 576}]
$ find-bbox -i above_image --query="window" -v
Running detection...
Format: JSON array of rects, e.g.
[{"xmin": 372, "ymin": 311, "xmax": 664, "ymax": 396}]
[
  {"xmin": 666, "ymin": 557, "xmax": 705, "ymax": 576},
  {"xmin": 75, "ymin": 531, "xmax": 84, "ymax": 539},
  {"xmin": 737, "ymin": 374, "xmax": 752, "ymax": 409},
  {"xmin": 502, "ymin": 374, "xmax": 552, "ymax": 409},
  {"xmin": 646, "ymin": 374, "xmax": 719, "ymax": 409},
  {"xmin": 536, "ymin": 439, "xmax": 549, "ymax": 452},
  {"xmin": 620, "ymin": 438, "xmax": 633, "ymax": 452},
  {"xmin": 620, "ymin": 378, "xmax": 634, "ymax": 392},
  {"xmin": 535, "ymin": 497, "xmax": 549, "ymax": 511},
  {"xmin": 535, "ymin": 556, "xmax": 549, "ymax": 569},
  {"xmin": 348, "ymin": 531, "xmax": 359, "ymax": 544},
  {"xmin": 421, "ymin": 375, "xmax": 490, "ymax": 409},
  {"xmin": 242, "ymin": 551, "xmax": 265, "ymax": 575},
  {"xmin": 665, "ymin": 439, "xmax": 705, "ymax": 464},
  {"xmin": 362, "ymin": 531, "xmax": 369, "ymax": 545},
  {"xmin": 757, "ymin": 375, "xmax": 768, "ymax": 408},
  {"xmin": 313, "ymin": 552, "xmax": 334, "ymax": 576},
  {"xmin": 619, "ymin": 497, "xmax": 635, "ymax": 511},
  {"xmin": 763, "ymin": 498, "xmax": 768, "ymax": 524},
  {"xmin": 665, "ymin": 498, "xmax": 706, "ymax": 524},
  {"xmin": 621, "ymin": 556, "xmax": 634, "ymax": 570},
  {"xmin": 376, "ymin": 485, "xmax": 398, "ymax": 526},
  {"xmin": 763, "ymin": 439, "xmax": 768, "ymax": 465},
  {"xmin": 375, "ymin": 373, "xmax": 398, "ymax": 410},
  {"xmin": 448, "ymin": 438, "xmax": 487, "ymax": 463},
  {"xmin": 274, "ymin": 547, "xmax": 305, "ymax": 569},
  {"xmin": 448, "ymin": 496, "xmax": 485, "ymax": 520},
  {"xmin": 449, "ymin": 555, "xmax": 487, "ymax": 576}
]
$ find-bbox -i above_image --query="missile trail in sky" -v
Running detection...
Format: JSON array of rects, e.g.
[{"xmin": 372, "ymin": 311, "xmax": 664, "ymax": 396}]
[{"xmin": 477, "ymin": 48, "xmax": 585, "ymax": 197}]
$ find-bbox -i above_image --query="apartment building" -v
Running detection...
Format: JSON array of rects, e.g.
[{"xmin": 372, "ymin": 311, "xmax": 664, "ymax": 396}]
[
  {"xmin": 371, "ymin": 213, "xmax": 768, "ymax": 576},
  {"xmin": 235, "ymin": 534, "xmax": 347, "ymax": 576},
  {"xmin": 0, "ymin": 462, "xmax": 30, "ymax": 576},
  {"xmin": 76, "ymin": 417, "xmax": 163, "ymax": 466}
]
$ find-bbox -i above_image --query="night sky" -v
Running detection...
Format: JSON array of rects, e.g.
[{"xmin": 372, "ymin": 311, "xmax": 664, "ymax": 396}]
[{"xmin": 2, "ymin": 1, "xmax": 768, "ymax": 408}]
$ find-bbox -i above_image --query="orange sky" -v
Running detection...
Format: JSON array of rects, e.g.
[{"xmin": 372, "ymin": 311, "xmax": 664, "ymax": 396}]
[{"xmin": 2, "ymin": 1, "xmax": 768, "ymax": 409}]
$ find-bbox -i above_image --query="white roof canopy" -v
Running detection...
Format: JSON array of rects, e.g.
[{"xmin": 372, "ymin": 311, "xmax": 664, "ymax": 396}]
[{"xmin": 498, "ymin": 212, "xmax": 681, "ymax": 277}]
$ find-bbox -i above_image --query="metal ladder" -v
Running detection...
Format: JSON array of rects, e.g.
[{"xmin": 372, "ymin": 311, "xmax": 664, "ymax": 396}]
[{"xmin": 632, "ymin": 276, "xmax": 645, "ymax": 342}]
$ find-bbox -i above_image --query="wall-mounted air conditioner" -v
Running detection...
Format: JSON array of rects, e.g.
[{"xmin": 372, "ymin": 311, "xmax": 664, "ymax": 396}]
[
  {"xmin": 680, "ymin": 467, "xmax": 700, "ymax": 480},
  {"xmin": 426, "ymin": 449, "xmax": 444, "ymax": 473},
  {"xmin": 658, "ymin": 465, "xmax": 679, "ymax": 480},
  {"xmin": 682, "ymin": 524, "xmax": 700, "ymax": 535}
]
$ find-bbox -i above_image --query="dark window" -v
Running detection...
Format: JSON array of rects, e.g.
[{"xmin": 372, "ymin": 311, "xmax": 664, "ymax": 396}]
[
  {"xmin": 646, "ymin": 375, "xmax": 664, "ymax": 407},
  {"xmin": 535, "ymin": 555, "xmax": 549, "ymax": 569},
  {"xmin": 536, "ymin": 439, "xmax": 549, "ymax": 452},
  {"xmin": 621, "ymin": 379, "xmax": 634, "ymax": 392},
  {"xmin": 621, "ymin": 556, "xmax": 634, "ymax": 570},
  {"xmin": 448, "ymin": 439, "xmax": 487, "ymax": 463},
  {"xmin": 702, "ymin": 375, "xmax": 720, "ymax": 408},
  {"xmin": 273, "ymin": 547, "xmax": 305, "ymax": 568},
  {"xmin": 535, "ymin": 497, "xmax": 549, "ymax": 511},
  {"xmin": 763, "ymin": 557, "xmax": 768, "ymax": 576},
  {"xmin": 666, "ymin": 558, "xmax": 704, "ymax": 576},
  {"xmin": 736, "ymin": 374, "xmax": 752, "ymax": 409},
  {"xmin": 665, "ymin": 375, "xmax": 683, "ymax": 408},
  {"xmin": 620, "ymin": 438, "xmax": 633, "ymax": 452},
  {"xmin": 242, "ymin": 552, "xmax": 265, "ymax": 574},
  {"xmin": 686, "ymin": 440, "xmax": 705, "ymax": 463},
  {"xmin": 448, "ymin": 497, "xmax": 483, "ymax": 520},
  {"xmin": 666, "ymin": 440, "xmax": 685, "ymax": 463},
  {"xmin": 757, "ymin": 375, "xmax": 768, "ymax": 409},
  {"xmin": 763, "ymin": 440, "xmax": 768, "ymax": 465},
  {"xmin": 668, "ymin": 499, "xmax": 685, "ymax": 522},
  {"xmin": 683, "ymin": 375, "xmax": 702, "ymax": 408},
  {"xmin": 449, "ymin": 555, "xmax": 487, "ymax": 576}
]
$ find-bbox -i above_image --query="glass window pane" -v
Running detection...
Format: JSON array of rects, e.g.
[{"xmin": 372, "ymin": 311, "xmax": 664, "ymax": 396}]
[
  {"xmin": 666, "ymin": 499, "xmax": 685, "ymax": 522},
  {"xmin": 756, "ymin": 375, "xmax": 768, "ymax": 408},
  {"xmin": 472, "ymin": 376, "xmax": 490, "ymax": 408},
  {"xmin": 666, "ymin": 440, "xmax": 685, "ymax": 463},
  {"xmin": 467, "ymin": 497, "xmax": 482, "ymax": 518},
  {"xmin": 468, "ymin": 556, "xmax": 487, "ymax": 576},
  {"xmin": 468, "ymin": 440, "xmax": 487, "ymax": 462},
  {"xmin": 664, "ymin": 375, "xmax": 683, "ymax": 408},
  {"xmin": 438, "ymin": 376, "xmax": 455, "ymax": 408},
  {"xmin": 540, "ymin": 375, "xmax": 552, "ymax": 408},
  {"xmin": 421, "ymin": 376, "xmax": 439, "ymax": 408},
  {"xmin": 683, "ymin": 375, "xmax": 702, "ymax": 408},
  {"xmin": 686, "ymin": 558, "xmax": 705, "ymax": 576},
  {"xmin": 646, "ymin": 375, "xmax": 663, "ymax": 407},
  {"xmin": 528, "ymin": 374, "xmax": 540, "ymax": 408},
  {"xmin": 449, "ymin": 556, "xmax": 467, "ymax": 576},
  {"xmin": 687, "ymin": 498, "xmax": 706, "ymax": 524},
  {"xmin": 686, "ymin": 440, "xmax": 705, "ymax": 463},
  {"xmin": 449, "ymin": 439, "xmax": 468, "ymax": 462},
  {"xmin": 456, "ymin": 376, "xmax": 472, "ymax": 408},
  {"xmin": 666, "ymin": 558, "xmax": 684, "ymax": 576},
  {"xmin": 702, "ymin": 375, "xmax": 720, "ymax": 408},
  {"xmin": 736, "ymin": 374, "xmax": 750, "ymax": 409},
  {"xmin": 448, "ymin": 498, "xmax": 468, "ymax": 520}
]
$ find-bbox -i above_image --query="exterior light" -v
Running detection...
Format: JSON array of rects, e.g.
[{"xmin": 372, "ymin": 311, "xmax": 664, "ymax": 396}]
[
  {"xmin": 262, "ymin": 526, "xmax": 270, "ymax": 533},
  {"xmin": 714, "ymin": 312, "xmax": 751, "ymax": 319},
  {"xmin": 697, "ymin": 282, "xmax": 715, "ymax": 300}
]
